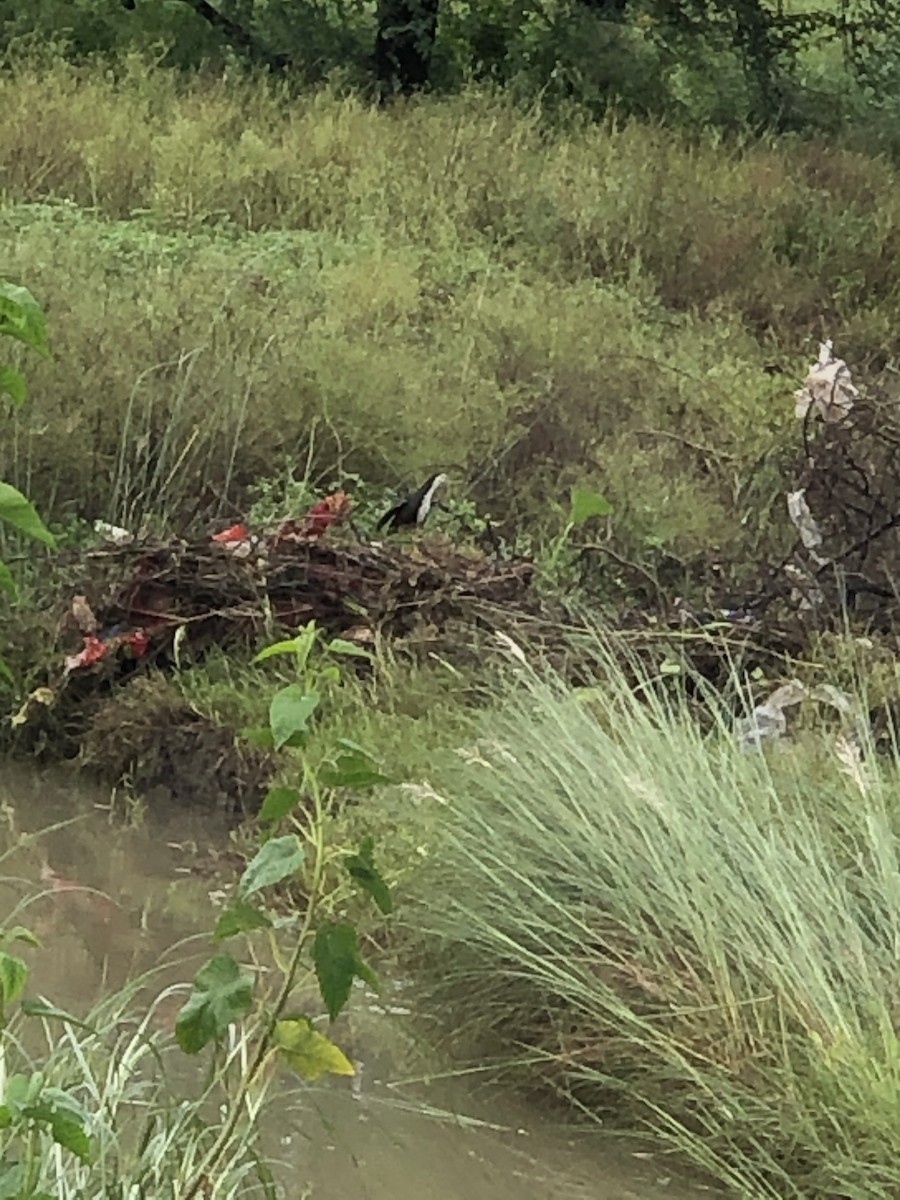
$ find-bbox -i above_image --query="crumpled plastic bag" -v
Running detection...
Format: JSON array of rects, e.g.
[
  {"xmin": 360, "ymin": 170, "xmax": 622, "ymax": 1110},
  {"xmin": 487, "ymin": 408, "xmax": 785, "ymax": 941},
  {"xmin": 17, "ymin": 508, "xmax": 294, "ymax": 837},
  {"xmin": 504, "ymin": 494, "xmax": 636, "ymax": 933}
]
[
  {"xmin": 94, "ymin": 520, "xmax": 133, "ymax": 546},
  {"xmin": 737, "ymin": 679, "xmax": 808, "ymax": 751},
  {"xmin": 786, "ymin": 489, "xmax": 830, "ymax": 567},
  {"xmin": 736, "ymin": 680, "xmax": 858, "ymax": 752},
  {"xmin": 794, "ymin": 339, "xmax": 858, "ymax": 424}
]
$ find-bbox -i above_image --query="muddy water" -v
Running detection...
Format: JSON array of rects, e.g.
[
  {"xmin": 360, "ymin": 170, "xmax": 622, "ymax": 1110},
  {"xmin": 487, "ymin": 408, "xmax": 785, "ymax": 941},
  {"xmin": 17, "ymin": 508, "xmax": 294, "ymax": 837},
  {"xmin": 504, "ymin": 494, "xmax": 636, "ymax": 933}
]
[{"xmin": 0, "ymin": 765, "xmax": 711, "ymax": 1200}]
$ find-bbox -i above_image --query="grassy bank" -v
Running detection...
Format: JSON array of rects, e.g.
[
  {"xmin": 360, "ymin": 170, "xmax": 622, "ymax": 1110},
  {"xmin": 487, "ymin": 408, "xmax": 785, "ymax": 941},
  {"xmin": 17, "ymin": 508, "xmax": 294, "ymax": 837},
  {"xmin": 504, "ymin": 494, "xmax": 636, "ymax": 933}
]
[
  {"xmin": 405, "ymin": 638, "xmax": 900, "ymax": 1198},
  {"xmin": 3, "ymin": 56, "xmax": 900, "ymax": 580}
]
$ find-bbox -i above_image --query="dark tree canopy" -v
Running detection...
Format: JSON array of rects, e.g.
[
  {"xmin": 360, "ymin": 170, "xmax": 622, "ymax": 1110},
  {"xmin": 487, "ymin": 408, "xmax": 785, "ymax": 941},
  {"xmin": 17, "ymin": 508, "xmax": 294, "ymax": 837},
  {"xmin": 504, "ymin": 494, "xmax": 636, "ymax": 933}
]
[{"xmin": 373, "ymin": 0, "xmax": 441, "ymax": 98}]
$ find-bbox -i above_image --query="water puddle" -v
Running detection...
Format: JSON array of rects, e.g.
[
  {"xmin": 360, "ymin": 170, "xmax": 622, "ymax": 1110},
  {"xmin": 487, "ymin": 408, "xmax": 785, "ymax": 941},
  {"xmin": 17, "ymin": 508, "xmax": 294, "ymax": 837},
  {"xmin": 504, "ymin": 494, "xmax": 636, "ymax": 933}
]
[{"xmin": 0, "ymin": 764, "xmax": 711, "ymax": 1199}]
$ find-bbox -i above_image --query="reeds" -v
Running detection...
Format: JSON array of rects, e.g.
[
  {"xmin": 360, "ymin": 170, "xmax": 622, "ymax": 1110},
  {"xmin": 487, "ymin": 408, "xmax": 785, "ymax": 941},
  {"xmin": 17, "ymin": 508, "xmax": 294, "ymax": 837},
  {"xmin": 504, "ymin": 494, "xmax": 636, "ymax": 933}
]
[
  {"xmin": 0, "ymin": 962, "xmax": 280, "ymax": 1197},
  {"xmin": 409, "ymin": 639, "xmax": 900, "ymax": 1196}
]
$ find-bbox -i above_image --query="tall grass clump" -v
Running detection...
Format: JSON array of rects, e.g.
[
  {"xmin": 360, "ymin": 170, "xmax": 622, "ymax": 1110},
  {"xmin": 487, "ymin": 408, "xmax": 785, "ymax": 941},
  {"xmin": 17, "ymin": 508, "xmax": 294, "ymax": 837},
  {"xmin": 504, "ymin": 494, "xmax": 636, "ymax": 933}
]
[
  {"xmin": 409, "ymin": 641, "xmax": 900, "ymax": 1197},
  {"xmin": 0, "ymin": 953, "xmax": 280, "ymax": 1197}
]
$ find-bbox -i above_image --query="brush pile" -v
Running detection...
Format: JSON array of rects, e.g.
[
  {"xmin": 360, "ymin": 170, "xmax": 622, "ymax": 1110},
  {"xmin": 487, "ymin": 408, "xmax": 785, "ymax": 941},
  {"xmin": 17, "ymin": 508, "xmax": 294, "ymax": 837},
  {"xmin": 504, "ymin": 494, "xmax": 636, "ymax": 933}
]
[
  {"xmin": 33, "ymin": 528, "xmax": 537, "ymax": 709},
  {"xmin": 781, "ymin": 339, "xmax": 900, "ymax": 622},
  {"xmin": 7, "ymin": 524, "xmax": 539, "ymax": 796},
  {"xmin": 13, "ymin": 337, "xmax": 900, "ymax": 781}
]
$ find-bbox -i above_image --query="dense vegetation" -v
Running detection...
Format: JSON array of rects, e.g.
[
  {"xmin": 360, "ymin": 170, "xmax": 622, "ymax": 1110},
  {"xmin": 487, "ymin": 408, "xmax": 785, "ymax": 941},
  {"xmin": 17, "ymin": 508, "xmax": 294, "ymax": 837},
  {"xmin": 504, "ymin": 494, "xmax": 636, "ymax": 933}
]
[
  {"xmin": 3, "ymin": 1, "xmax": 900, "ymax": 1192},
  {"xmin": 3, "ymin": 56, "xmax": 900, "ymax": 606},
  {"xmin": 4, "ymin": 0, "xmax": 900, "ymax": 142},
  {"xmin": 0, "ymin": 621, "xmax": 401, "ymax": 1196}
]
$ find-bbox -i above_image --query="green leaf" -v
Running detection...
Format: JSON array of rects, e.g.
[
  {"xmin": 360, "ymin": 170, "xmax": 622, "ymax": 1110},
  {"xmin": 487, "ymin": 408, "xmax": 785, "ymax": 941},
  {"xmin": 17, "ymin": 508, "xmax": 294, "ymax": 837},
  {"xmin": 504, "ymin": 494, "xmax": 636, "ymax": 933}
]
[
  {"xmin": 274, "ymin": 1017, "xmax": 355, "ymax": 1081},
  {"xmin": 238, "ymin": 835, "xmax": 304, "ymax": 898},
  {"xmin": 252, "ymin": 622, "xmax": 318, "ymax": 671},
  {"xmin": 0, "ymin": 951, "xmax": 27, "ymax": 1007},
  {"xmin": 313, "ymin": 924, "xmax": 356, "ymax": 1022},
  {"xmin": 0, "ymin": 483, "xmax": 55, "ymax": 547},
  {"xmin": 325, "ymin": 638, "xmax": 374, "ymax": 660},
  {"xmin": 50, "ymin": 1111, "xmax": 92, "ymax": 1162},
  {"xmin": 28, "ymin": 1088, "xmax": 93, "ymax": 1163},
  {"xmin": 313, "ymin": 923, "xmax": 378, "ymax": 1022},
  {"xmin": 569, "ymin": 487, "xmax": 613, "ymax": 527},
  {"xmin": 21, "ymin": 997, "xmax": 95, "ymax": 1032},
  {"xmin": 269, "ymin": 685, "xmax": 319, "ymax": 750},
  {"xmin": 252, "ymin": 637, "xmax": 306, "ymax": 664},
  {"xmin": 213, "ymin": 899, "xmax": 273, "ymax": 941},
  {"xmin": 0, "ymin": 1165, "xmax": 26, "ymax": 1199},
  {"xmin": 259, "ymin": 785, "xmax": 302, "ymax": 825},
  {"xmin": 344, "ymin": 837, "xmax": 393, "ymax": 915},
  {"xmin": 320, "ymin": 743, "xmax": 391, "ymax": 791},
  {"xmin": 3, "ymin": 1072, "xmax": 39, "ymax": 1112},
  {"xmin": 0, "ymin": 366, "xmax": 26, "ymax": 408},
  {"xmin": 3, "ymin": 926, "xmax": 40, "ymax": 949},
  {"xmin": 39, "ymin": 1085, "xmax": 89, "ymax": 1119},
  {"xmin": 0, "ymin": 560, "xmax": 15, "ymax": 599},
  {"xmin": 175, "ymin": 952, "xmax": 254, "ymax": 1055},
  {"xmin": 0, "ymin": 281, "xmax": 50, "ymax": 357}
]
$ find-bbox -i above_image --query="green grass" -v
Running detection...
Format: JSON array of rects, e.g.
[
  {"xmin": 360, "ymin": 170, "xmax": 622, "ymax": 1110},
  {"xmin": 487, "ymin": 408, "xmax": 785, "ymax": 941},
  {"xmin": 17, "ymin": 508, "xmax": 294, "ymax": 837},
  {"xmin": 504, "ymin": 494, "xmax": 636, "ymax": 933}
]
[
  {"xmin": 164, "ymin": 642, "xmax": 483, "ymax": 888},
  {"xmin": 175, "ymin": 642, "xmax": 480, "ymax": 782},
  {"xmin": 0, "ymin": 971, "xmax": 280, "ymax": 1197},
  {"xmin": 5, "ymin": 49, "xmax": 900, "ymax": 1191},
  {"xmin": 3, "ymin": 54, "xmax": 900, "ymax": 581},
  {"xmin": 404, "ymin": 635, "xmax": 900, "ymax": 1197}
]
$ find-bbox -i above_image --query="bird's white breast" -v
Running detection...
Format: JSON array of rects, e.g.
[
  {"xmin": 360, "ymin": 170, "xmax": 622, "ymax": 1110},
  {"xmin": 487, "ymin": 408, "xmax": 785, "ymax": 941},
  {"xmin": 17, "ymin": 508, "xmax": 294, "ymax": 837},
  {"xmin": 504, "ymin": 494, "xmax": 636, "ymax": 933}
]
[{"xmin": 417, "ymin": 474, "xmax": 447, "ymax": 523}]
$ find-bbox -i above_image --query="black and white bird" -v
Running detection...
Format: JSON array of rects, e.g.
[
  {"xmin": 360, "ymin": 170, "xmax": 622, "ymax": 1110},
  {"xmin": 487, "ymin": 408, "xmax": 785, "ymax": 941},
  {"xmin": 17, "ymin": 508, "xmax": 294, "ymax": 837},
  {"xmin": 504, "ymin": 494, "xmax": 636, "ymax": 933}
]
[{"xmin": 376, "ymin": 473, "xmax": 448, "ymax": 534}]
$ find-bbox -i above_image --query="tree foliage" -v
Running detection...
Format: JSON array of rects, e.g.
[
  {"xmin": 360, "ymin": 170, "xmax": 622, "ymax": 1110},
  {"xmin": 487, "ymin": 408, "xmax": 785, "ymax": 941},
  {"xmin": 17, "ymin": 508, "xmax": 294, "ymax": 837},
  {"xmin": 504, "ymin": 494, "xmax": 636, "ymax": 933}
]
[{"xmin": 0, "ymin": 0, "xmax": 899, "ymax": 131}]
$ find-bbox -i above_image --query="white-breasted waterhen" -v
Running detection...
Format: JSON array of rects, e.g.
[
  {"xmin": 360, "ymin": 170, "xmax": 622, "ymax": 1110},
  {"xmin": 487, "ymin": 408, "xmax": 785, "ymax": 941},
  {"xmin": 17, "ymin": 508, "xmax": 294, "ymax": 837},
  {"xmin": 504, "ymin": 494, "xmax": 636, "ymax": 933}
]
[{"xmin": 376, "ymin": 473, "xmax": 448, "ymax": 534}]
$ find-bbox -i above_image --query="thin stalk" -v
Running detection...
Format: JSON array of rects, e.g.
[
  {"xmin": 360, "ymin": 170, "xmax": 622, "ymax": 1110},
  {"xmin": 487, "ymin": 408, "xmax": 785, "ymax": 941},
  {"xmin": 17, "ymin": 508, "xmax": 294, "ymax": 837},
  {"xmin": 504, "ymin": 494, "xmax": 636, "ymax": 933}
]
[
  {"xmin": 180, "ymin": 783, "xmax": 327, "ymax": 1200},
  {"xmin": 23, "ymin": 1124, "xmax": 40, "ymax": 1195}
]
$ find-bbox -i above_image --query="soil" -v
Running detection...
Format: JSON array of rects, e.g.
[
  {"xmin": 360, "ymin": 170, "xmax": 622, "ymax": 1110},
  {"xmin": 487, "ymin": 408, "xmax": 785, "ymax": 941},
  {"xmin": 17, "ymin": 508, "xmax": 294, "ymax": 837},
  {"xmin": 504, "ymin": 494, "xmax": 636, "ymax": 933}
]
[{"xmin": 81, "ymin": 677, "xmax": 274, "ymax": 818}]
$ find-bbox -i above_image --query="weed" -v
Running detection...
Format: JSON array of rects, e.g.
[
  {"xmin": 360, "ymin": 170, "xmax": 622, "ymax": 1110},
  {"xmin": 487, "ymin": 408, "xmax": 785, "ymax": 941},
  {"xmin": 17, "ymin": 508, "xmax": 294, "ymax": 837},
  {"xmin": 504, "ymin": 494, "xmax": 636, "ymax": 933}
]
[
  {"xmin": 408, "ymin": 634, "xmax": 900, "ymax": 1197},
  {"xmin": 0, "ymin": 279, "xmax": 56, "ymax": 692},
  {"xmin": 0, "ymin": 619, "xmax": 400, "ymax": 1196}
]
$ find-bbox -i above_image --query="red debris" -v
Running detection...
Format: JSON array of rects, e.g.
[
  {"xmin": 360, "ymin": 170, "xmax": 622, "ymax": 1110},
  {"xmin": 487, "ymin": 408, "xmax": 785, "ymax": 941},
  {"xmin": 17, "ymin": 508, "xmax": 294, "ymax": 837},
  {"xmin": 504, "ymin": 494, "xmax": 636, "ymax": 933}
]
[
  {"xmin": 64, "ymin": 633, "xmax": 108, "ymax": 673},
  {"xmin": 211, "ymin": 522, "xmax": 260, "ymax": 559},
  {"xmin": 63, "ymin": 626, "xmax": 151, "ymax": 675},
  {"xmin": 211, "ymin": 496, "xmax": 351, "ymax": 557},
  {"xmin": 211, "ymin": 523, "xmax": 249, "ymax": 544},
  {"xmin": 121, "ymin": 629, "xmax": 151, "ymax": 658},
  {"xmin": 303, "ymin": 491, "xmax": 350, "ymax": 538},
  {"xmin": 272, "ymin": 491, "xmax": 353, "ymax": 548}
]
